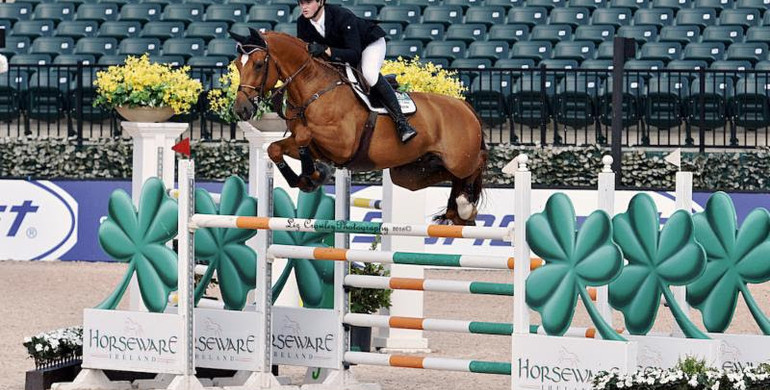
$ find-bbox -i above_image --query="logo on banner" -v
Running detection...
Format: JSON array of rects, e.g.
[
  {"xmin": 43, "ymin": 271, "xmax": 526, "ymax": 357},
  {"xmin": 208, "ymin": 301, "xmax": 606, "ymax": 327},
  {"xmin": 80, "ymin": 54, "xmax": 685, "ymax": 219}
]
[
  {"xmin": 271, "ymin": 307, "xmax": 339, "ymax": 368},
  {"xmin": 0, "ymin": 180, "xmax": 77, "ymax": 260}
]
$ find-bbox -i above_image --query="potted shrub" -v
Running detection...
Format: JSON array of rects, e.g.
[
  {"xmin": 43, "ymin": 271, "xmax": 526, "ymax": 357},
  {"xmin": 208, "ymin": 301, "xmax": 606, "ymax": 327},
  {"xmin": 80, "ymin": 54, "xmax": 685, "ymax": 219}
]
[
  {"xmin": 93, "ymin": 54, "xmax": 202, "ymax": 122},
  {"xmin": 23, "ymin": 326, "xmax": 84, "ymax": 390},
  {"xmin": 348, "ymin": 248, "xmax": 392, "ymax": 352}
]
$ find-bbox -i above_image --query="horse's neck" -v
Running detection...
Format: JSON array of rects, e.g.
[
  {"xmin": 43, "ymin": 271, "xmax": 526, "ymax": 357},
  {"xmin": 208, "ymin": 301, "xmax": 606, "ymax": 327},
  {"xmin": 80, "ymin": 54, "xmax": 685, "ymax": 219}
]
[{"xmin": 278, "ymin": 55, "xmax": 341, "ymax": 104}]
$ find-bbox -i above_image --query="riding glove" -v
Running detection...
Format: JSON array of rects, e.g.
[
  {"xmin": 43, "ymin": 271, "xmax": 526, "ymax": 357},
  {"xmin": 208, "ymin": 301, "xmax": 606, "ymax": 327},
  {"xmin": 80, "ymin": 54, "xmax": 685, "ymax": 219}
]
[{"xmin": 308, "ymin": 43, "xmax": 328, "ymax": 57}]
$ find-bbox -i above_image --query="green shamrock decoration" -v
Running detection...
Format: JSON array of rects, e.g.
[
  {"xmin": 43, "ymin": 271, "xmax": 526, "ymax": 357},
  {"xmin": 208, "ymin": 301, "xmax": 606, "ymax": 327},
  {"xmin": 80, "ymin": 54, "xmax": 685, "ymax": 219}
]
[
  {"xmin": 272, "ymin": 187, "xmax": 336, "ymax": 309},
  {"xmin": 525, "ymin": 193, "xmax": 625, "ymax": 341},
  {"xmin": 688, "ymin": 192, "xmax": 770, "ymax": 334},
  {"xmin": 610, "ymin": 194, "xmax": 708, "ymax": 338},
  {"xmin": 193, "ymin": 176, "xmax": 257, "ymax": 310},
  {"xmin": 96, "ymin": 178, "xmax": 178, "ymax": 313}
]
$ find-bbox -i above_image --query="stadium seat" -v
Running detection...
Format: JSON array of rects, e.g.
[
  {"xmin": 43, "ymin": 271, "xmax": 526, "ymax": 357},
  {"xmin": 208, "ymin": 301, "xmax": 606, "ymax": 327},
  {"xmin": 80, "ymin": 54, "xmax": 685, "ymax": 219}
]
[
  {"xmin": 385, "ymin": 40, "xmax": 423, "ymax": 60},
  {"xmin": 763, "ymin": 10, "xmax": 770, "ymax": 25},
  {"xmin": 445, "ymin": 24, "xmax": 486, "ymax": 43},
  {"xmin": 734, "ymin": 0, "xmax": 768, "ymax": 16},
  {"xmin": 652, "ymin": 0, "xmax": 692, "ymax": 11},
  {"xmin": 69, "ymin": 68, "xmax": 112, "ymax": 123},
  {"xmin": 450, "ymin": 58, "xmax": 493, "ymax": 69},
  {"xmin": 424, "ymin": 41, "xmax": 467, "ymax": 61},
  {"xmin": 554, "ymin": 74, "xmax": 601, "ymax": 129},
  {"xmin": 274, "ymin": 22, "xmax": 297, "ymax": 35},
  {"xmin": 444, "ymin": 0, "xmax": 485, "ymax": 10},
  {"xmin": 574, "ymin": 25, "xmax": 615, "ymax": 45},
  {"xmin": 187, "ymin": 56, "xmax": 231, "ymax": 67},
  {"xmin": 598, "ymin": 75, "xmax": 645, "ymax": 127},
  {"xmin": 53, "ymin": 53, "xmax": 96, "ymax": 65},
  {"xmin": 632, "ymin": 8, "xmax": 674, "ymax": 28},
  {"xmin": 658, "ymin": 26, "xmax": 700, "ymax": 45},
  {"xmin": 675, "ymin": 8, "xmax": 718, "ymax": 29},
  {"xmin": 506, "ymin": 7, "xmax": 548, "ymax": 27},
  {"xmin": 548, "ymin": 8, "xmax": 590, "ymax": 28},
  {"xmin": 98, "ymin": 54, "xmax": 129, "ymax": 65},
  {"xmin": 701, "ymin": 26, "xmax": 744, "ymax": 45},
  {"xmin": 12, "ymin": 20, "xmax": 55, "ymax": 39},
  {"xmin": 553, "ymin": 41, "xmax": 596, "ymax": 62},
  {"xmin": 399, "ymin": 0, "xmax": 442, "ymax": 10},
  {"xmin": 0, "ymin": 3, "xmax": 34, "ymax": 23},
  {"xmin": 731, "ymin": 75, "xmax": 770, "ymax": 130},
  {"xmin": 595, "ymin": 41, "xmax": 616, "ymax": 60},
  {"xmin": 667, "ymin": 59, "xmax": 709, "ymax": 71},
  {"xmin": 625, "ymin": 59, "xmax": 665, "ymax": 78},
  {"xmin": 141, "ymin": 21, "xmax": 186, "ymax": 40},
  {"xmin": 617, "ymin": 25, "xmax": 659, "ymax": 44},
  {"xmin": 688, "ymin": 75, "xmax": 733, "ymax": 130},
  {"xmin": 27, "ymin": 69, "xmax": 69, "ymax": 122},
  {"xmin": 526, "ymin": 0, "xmax": 567, "ymax": 10},
  {"xmin": 379, "ymin": 22, "xmax": 404, "ymax": 41},
  {"xmin": 98, "ymin": 21, "xmax": 141, "ymax": 39},
  {"xmin": 693, "ymin": 0, "xmax": 733, "ymax": 13},
  {"xmin": 581, "ymin": 59, "xmax": 614, "ymax": 70},
  {"xmin": 421, "ymin": 57, "xmax": 451, "ymax": 68},
  {"xmin": 419, "ymin": 5, "xmax": 463, "ymax": 26},
  {"xmin": 56, "ymin": 20, "xmax": 99, "ymax": 39},
  {"xmin": 530, "ymin": 25, "xmax": 572, "ymax": 44},
  {"xmin": 591, "ymin": 8, "xmax": 633, "ymax": 28},
  {"xmin": 645, "ymin": 75, "xmax": 689, "ymax": 129},
  {"xmin": 162, "ymin": 38, "xmax": 205, "ymax": 59},
  {"xmin": 205, "ymin": 4, "xmax": 248, "ymax": 24},
  {"xmin": 719, "ymin": 8, "xmax": 760, "ymax": 27},
  {"xmin": 119, "ymin": 38, "xmax": 162, "ymax": 56},
  {"xmin": 378, "ymin": 5, "xmax": 421, "ymax": 26},
  {"xmin": 510, "ymin": 73, "xmax": 556, "ymax": 127},
  {"xmin": 148, "ymin": 55, "xmax": 186, "ymax": 66},
  {"xmin": 511, "ymin": 41, "xmax": 553, "ymax": 62},
  {"xmin": 0, "ymin": 70, "xmax": 29, "ymax": 123},
  {"xmin": 33, "ymin": 3, "xmax": 76, "ymax": 24},
  {"xmin": 31, "ymin": 37, "xmax": 76, "ymax": 56},
  {"xmin": 484, "ymin": 0, "xmax": 525, "ymax": 11},
  {"xmin": 347, "ymin": 5, "xmax": 379, "ymax": 19},
  {"xmin": 75, "ymin": 37, "xmax": 119, "ymax": 58},
  {"xmin": 610, "ymin": 0, "xmax": 649, "ymax": 11},
  {"xmin": 76, "ymin": 3, "xmax": 119, "ymax": 23},
  {"xmin": 682, "ymin": 42, "xmax": 725, "ymax": 63},
  {"xmin": 230, "ymin": 22, "xmax": 273, "ymax": 37},
  {"xmin": 725, "ymin": 43, "xmax": 768, "ymax": 64},
  {"xmin": 710, "ymin": 60, "xmax": 752, "ymax": 71},
  {"xmin": 206, "ymin": 38, "xmax": 237, "ymax": 59},
  {"xmin": 119, "ymin": 3, "xmax": 164, "ymax": 23},
  {"xmin": 247, "ymin": 4, "xmax": 291, "ymax": 25},
  {"xmin": 488, "ymin": 24, "xmax": 528, "ymax": 43},
  {"xmin": 9, "ymin": 53, "xmax": 52, "ymax": 66},
  {"xmin": 745, "ymin": 27, "xmax": 770, "ymax": 44},
  {"xmin": 357, "ymin": 0, "xmax": 398, "ymax": 10},
  {"xmin": 162, "ymin": 3, "xmax": 206, "ymax": 25},
  {"xmin": 185, "ymin": 21, "xmax": 229, "ymax": 41},
  {"xmin": 467, "ymin": 73, "xmax": 512, "ymax": 126},
  {"xmin": 639, "ymin": 42, "xmax": 682, "ymax": 63},
  {"xmin": 569, "ymin": 0, "xmax": 608, "ymax": 11},
  {"xmin": 464, "ymin": 6, "xmax": 507, "ymax": 27},
  {"xmin": 494, "ymin": 58, "xmax": 536, "ymax": 68},
  {"xmin": 403, "ymin": 23, "xmax": 445, "ymax": 43},
  {"xmin": 468, "ymin": 41, "xmax": 510, "ymax": 60},
  {"xmin": 539, "ymin": 59, "xmax": 580, "ymax": 69}
]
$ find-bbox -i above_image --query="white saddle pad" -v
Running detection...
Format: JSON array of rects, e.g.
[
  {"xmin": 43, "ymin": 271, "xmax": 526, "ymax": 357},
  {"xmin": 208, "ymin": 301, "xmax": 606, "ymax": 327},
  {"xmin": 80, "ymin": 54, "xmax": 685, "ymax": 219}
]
[{"xmin": 346, "ymin": 66, "xmax": 417, "ymax": 115}]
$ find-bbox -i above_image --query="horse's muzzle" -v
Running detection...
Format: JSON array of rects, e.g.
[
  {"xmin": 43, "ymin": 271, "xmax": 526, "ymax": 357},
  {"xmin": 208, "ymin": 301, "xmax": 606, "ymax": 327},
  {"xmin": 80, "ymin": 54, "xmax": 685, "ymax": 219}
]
[{"xmin": 234, "ymin": 95, "xmax": 256, "ymax": 121}]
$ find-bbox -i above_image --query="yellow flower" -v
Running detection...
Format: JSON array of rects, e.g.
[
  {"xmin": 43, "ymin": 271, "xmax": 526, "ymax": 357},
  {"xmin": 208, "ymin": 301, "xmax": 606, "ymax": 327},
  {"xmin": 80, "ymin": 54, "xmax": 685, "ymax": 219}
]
[{"xmin": 381, "ymin": 57, "xmax": 467, "ymax": 100}]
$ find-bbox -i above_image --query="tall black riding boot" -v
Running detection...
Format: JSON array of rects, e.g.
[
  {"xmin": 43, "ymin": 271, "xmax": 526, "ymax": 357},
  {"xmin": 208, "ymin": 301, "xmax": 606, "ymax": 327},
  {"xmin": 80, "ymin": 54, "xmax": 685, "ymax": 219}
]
[{"xmin": 372, "ymin": 75, "xmax": 417, "ymax": 143}]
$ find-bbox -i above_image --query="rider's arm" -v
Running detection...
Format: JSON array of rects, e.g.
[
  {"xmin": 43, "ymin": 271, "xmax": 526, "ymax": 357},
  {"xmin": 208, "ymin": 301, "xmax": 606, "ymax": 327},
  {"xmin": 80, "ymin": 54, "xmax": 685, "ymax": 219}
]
[
  {"xmin": 296, "ymin": 18, "xmax": 312, "ymax": 43},
  {"xmin": 328, "ymin": 12, "xmax": 363, "ymax": 64}
]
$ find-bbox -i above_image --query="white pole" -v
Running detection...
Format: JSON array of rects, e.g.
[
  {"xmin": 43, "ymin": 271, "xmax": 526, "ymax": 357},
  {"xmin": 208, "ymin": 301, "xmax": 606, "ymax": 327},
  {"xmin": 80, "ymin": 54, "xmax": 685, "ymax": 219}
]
[
  {"xmin": 513, "ymin": 154, "xmax": 531, "ymax": 336},
  {"xmin": 335, "ymin": 169, "xmax": 350, "ymax": 368},
  {"xmin": 596, "ymin": 155, "xmax": 615, "ymax": 327},
  {"xmin": 672, "ymin": 170, "xmax": 694, "ymax": 338}
]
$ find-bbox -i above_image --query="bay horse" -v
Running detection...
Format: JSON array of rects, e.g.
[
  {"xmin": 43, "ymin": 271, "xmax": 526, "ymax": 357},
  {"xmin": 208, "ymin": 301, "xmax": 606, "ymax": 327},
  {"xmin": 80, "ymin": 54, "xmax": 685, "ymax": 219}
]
[{"xmin": 231, "ymin": 29, "xmax": 487, "ymax": 225}]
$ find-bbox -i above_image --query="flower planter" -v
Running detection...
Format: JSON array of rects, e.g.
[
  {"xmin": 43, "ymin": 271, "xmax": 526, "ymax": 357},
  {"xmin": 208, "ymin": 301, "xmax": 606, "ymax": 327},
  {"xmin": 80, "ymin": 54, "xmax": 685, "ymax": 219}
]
[
  {"xmin": 25, "ymin": 359, "xmax": 82, "ymax": 390},
  {"xmin": 116, "ymin": 106, "xmax": 175, "ymax": 123},
  {"xmin": 248, "ymin": 112, "xmax": 287, "ymax": 132}
]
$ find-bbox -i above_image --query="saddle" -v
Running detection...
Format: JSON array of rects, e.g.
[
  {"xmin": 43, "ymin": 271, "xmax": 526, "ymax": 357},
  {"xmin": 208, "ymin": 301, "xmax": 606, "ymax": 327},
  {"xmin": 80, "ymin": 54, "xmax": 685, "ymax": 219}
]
[{"xmin": 344, "ymin": 65, "xmax": 417, "ymax": 115}]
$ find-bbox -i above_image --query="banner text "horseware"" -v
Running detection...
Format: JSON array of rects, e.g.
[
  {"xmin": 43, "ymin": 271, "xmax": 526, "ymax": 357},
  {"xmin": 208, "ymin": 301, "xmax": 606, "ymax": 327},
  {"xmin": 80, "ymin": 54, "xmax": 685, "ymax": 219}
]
[{"xmin": 88, "ymin": 329, "xmax": 177, "ymax": 356}]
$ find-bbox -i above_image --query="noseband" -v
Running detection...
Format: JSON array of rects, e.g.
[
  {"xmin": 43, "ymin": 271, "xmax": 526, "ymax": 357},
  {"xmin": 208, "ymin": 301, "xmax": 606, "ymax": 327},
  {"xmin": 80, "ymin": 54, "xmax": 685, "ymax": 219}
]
[{"xmin": 236, "ymin": 42, "xmax": 312, "ymax": 109}]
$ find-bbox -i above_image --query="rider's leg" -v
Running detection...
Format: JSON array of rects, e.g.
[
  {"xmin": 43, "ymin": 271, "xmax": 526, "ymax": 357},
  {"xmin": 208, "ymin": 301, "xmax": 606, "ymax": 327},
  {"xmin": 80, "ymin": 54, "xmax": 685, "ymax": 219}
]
[{"xmin": 362, "ymin": 38, "xmax": 417, "ymax": 143}]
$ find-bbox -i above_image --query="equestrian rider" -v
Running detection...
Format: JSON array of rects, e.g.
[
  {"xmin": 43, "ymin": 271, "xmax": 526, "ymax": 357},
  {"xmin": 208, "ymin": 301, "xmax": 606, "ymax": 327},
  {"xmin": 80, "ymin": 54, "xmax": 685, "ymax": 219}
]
[{"xmin": 296, "ymin": 0, "xmax": 418, "ymax": 143}]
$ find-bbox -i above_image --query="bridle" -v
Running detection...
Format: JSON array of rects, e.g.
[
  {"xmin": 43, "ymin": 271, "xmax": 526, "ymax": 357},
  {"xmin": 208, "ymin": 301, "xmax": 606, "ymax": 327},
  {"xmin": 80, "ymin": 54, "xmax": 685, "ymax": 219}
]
[{"xmin": 236, "ymin": 41, "xmax": 312, "ymax": 111}]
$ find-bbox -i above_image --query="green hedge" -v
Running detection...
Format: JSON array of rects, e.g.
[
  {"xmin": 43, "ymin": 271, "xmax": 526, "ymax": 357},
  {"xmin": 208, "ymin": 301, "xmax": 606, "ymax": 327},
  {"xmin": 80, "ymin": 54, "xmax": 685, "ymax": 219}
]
[{"xmin": 2, "ymin": 138, "xmax": 768, "ymax": 191}]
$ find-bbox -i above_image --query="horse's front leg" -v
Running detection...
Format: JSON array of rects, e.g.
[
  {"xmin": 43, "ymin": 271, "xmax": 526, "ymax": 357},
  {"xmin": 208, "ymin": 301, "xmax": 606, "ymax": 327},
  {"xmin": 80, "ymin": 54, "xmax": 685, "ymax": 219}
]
[{"xmin": 266, "ymin": 136, "xmax": 329, "ymax": 192}]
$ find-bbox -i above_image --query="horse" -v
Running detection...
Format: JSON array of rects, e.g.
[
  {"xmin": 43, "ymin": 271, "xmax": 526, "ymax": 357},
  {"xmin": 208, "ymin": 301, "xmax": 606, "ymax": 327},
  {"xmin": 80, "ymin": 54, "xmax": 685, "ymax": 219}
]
[{"xmin": 231, "ymin": 29, "xmax": 487, "ymax": 226}]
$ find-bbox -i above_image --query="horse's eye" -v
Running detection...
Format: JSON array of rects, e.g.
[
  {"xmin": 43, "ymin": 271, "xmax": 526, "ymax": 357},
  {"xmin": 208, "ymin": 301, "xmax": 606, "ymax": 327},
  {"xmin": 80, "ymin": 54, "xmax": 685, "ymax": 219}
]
[{"xmin": 254, "ymin": 61, "xmax": 264, "ymax": 69}]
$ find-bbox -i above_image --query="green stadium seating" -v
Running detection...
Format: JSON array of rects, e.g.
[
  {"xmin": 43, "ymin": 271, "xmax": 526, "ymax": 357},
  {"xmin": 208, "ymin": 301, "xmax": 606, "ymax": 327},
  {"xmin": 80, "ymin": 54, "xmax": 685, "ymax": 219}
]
[
  {"xmin": 574, "ymin": 25, "xmax": 615, "ymax": 44},
  {"xmin": 53, "ymin": 53, "xmax": 96, "ymax": 65},
  {"xmin": 632, "ymin": 8, "xmax": 674, "ymax": 28},
  {"xmin": 539, "ymin": 59, "xmax": 580, "ymax": 69},
  {"xmin": 347, "ymin": 5, "xmax": 379, "ymax": 19},
  {"xmin": 357, "ymin": 0, "xmax": 398, "ymax": 10},
  {"xmin": 399, "ymin": 0, "xmax": 442, "ymax": 10},
  {"xmin": 553, "ymin": 41, "xmax": 595, "ymax": 62},
  {"xmin": 75, "ymin": 37, "xmax": 119, "ymax": 58},
  {"xmin": 731, "ymin": 75, "xmax": 770, "ymax": 130},
  {"xmin": 710, "ymin": 60, "xmax": 753, "ymax": 71},
  {"xmin": 506, "ymin": 7, "xmax": 547, "ymax": 27},
  {"xmin": 487, "ymin": 24, "xmax": 528, "ymax": 43},
  {"xmin": 725, "ymin": 43, "xmax": 768, "ymax": 64},
  {"xmin": 140, "ymin": 21, "xmax": 186, "ymax": 39},
  {"xmin": 639, "ymin": 42, "xmax": 682, "ymax": 63},
  {"xmin": 529, "ymin": 25, "xmax": 572, "ymax": 44},
  {"xmin": 31, "ymin": 37, "xmax": 76, "ymax": 56},
  {"xmin": 424, "ymin": 41, "xmax": 467, "ymax": 61},
  {"xmin": 378, "ymin": 5, "xmax": 421, "ymax": 26},
  {"xmin": 687, "ymin": 75, "xmax": 733, "ymax": 130},
  {"xmin": 205, "ymin": 4, "xmax": 248, "ymax": 24},
  {"xmin": 526, "ymin": 0, "xmax": 566, "ymax": 10},
  {"xmin": 610, "ymin": 0, "xmax": 649, "ymax": 11},
  {"xmin": 148, "ymin": 55, "xmax": 186, "ymax": 66},
  {"xmin": 570, "ymin": 0, "xmax": 608, "ymax": 10},
  {"xmin": 451, "ymin": 58, "xmax": 493, "ymax": 69},
  {"xmin": 595, "ymin": 41, "xmax": 616, "ymax": 60},
  {"xmin": 694, "ymin": 0, "xmax": 733, "ymax": 13},
  {"xmin": 12, "ymin": 20, "xmax": 55, "ymax": 39},
  {"xmin": 0, "ymin": 3, "xmax": 34, "ymax": 23},
  {"xmin": 581, "ymin": 59, "xmax": 613, "ymax": 70},
  {"xmin": 0, "ymin": 70, "xmax": 29, "ymax": 123},
  {"xmin": 187, "ymin": 56, "xmax": 231, "ymax": 67},
  {"xmin": 468, "ymin": 73, "xmax": 512, "ymax": 126},
  {"xmin": 443, "ymin": 0, "xmax": 484, "ymax": 10},
  {"xmin": 56, "ymin": 20, "xmax": 99, "ymax": 39},
  {"xmin": 658, "ymin": 25, "xmax": 700, "ymax": 45},
  {"xmin": 445, "ymin": 24, "xmax": 486, "ymax": 44},
  {"xmin": 645, "ymin": 75, "xmax": 689, "ymax": 129},
  {"xmin": 98, "ymin": 21, "xmax": 141, "ymax": 39},
  {"xmin": 652, "ymin": 0, "xmax": 692, "ymax": 11},
  {"xmin": 617, "ymin": 25, "xmax": 659, "ymax": 44},
  {"xmin": 675, "ymin": 8, "xmax": 718, "ymax": 29},
  {"xmin": 667, "ymin": 59, "xmax": 709, "ymax": 71},
  {"xmin": 510, "ymin": 41, "xmax": 552, "ymax": 62},
  {"xmin": 744, "ymin": 27, "xmax": 770, "ymax": 44},
  {"xmin": 701, "ymin": 25, "xmax": 743, "ymax": 45},
  {"xmin": 719, "ymin": 8, "xmax": 760, "ymax": 27},
  {"xmin": 207, "ymin": 38, "xmax": 237, "ymax": 59},
  {"xmin": 274, "ymin": 22, "xmax": 297, "ymax": 35},
  {"xmin": 69, "ymin": 68, "xmax": 112, "ymax": 123},
  {"xmin": 403, "ymin": 23, "xmax": 445, "ymax": 43},
  {"xmin": 510, "ymin": 73, "xmax": 556, "ymax": 127},
  {"xmin": 118, "ymin": 37, "xmax": 162, "ymax": 56},
  {"xmin": 464, "ymin": 6, "xmax": 507, "ymax": 27},
  {"xmin": 230, "ymin": 22, "xmax": 273, "ymax": 36},
  {"xmin": 379, "ymin": 22, "xmax": 404, "ymax": 40},
  {"xmin": 162, "ymin": 38, "xmax": 205, "ymax": 59},
  {"xmin": 554, "ymin": 73, "xmax": 601, "ymax": 129},
  {"xmin": 97, "ymin": 54, "xmax": 129, "ymax": 65},
  {"xmin": 468, "ymin": 41, "xmax": 510, "ymax": 60},
  {"xmin": 494, "ymin": 58, "xmax": 536, "ymax": 68},
  {"xmin": 76, "ymin": 3, "xmax": 119, "ymax": 23},
  {"xmin": 591, "ymin": 8, "xmax": 633, "ymax": 28},
  {"xmin": 483, "ymin": 0, "xmax": 524, "ymax": 11},
  {"xmin": 548, "ymin": 7, "xmax": 590, "ymax": 28},
  {"xmin": 598, "ymin": 75, "xmax": 644, "ymax": 127},
  {"xmin": 184, "ymin": 21, "xmax": 229, "ymax": 41},
  {"xmin": 33, "ymin": 3, "xmax": 76, "ymax": 24},
  {"xmin": 10, "ymin": 53, "xmax": 52, "ymax": 66},
  {"xmin": 734, "ymin": 0, "xmax": 768, "ymax": 16},
  {"xmin": 248, "ymin": 5, "xmax": 292, "ymax": 25},
  {"xmin": 385, "ymin": 40, "xmax": 423, "ymax": 60},
  {"xmin": 120, "ymin": 3, "xmax": 164, "ymax": 23},
  {"xmin": 162, "ymin": 3, "xmax": 206, "ymax": 24},
  {"xmin": 27, "ymin": 69, "xmax": 69, "ymax": 122},
  {"xmin": 682, "ymin": 42, "xmax": 725, "ymax": 63}
]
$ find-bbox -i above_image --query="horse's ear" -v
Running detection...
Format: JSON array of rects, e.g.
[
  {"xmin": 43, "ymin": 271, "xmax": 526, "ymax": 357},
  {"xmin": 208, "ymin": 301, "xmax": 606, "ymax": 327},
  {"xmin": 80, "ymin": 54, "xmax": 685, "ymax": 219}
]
[
  {"xmin": 229, "ymin": 30, "xmax": 248, "ymax": 44},
  {"xmin": 248, "ymin": 28, "xmax": 267, "ymax": 48}
]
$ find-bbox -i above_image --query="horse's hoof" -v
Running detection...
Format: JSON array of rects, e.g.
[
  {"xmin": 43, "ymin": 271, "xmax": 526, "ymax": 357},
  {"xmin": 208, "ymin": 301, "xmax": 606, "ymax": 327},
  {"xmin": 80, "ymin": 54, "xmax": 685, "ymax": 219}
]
[
  {"xmin": 310, "ymin": 163, "xmax": 331, "ymax": 186},
  {"xmin": 297, "ymin": 176, "xmax": 317, "ymax": 192}
]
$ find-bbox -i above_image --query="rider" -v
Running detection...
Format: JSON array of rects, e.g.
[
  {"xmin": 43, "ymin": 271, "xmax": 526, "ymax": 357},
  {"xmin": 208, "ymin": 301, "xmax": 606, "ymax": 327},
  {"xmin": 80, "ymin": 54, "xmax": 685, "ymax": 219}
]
[{"xmin": 296, "ymin": 0, "xmax": 418, "ymax": 143}]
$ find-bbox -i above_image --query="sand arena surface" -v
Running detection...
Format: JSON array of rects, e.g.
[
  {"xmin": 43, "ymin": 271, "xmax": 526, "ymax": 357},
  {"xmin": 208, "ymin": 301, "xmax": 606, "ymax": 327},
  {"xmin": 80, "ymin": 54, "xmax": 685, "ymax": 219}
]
[{"xmin": 1, "ymin": 260, "xmax": 768, "ymax": 390}]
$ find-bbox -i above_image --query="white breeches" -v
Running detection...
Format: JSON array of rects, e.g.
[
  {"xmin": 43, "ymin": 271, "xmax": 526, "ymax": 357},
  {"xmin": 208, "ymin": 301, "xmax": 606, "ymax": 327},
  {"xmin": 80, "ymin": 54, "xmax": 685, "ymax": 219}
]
[{"xmin": 361, "ymin": 37, "xmax": 386, "ymax": 86}]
